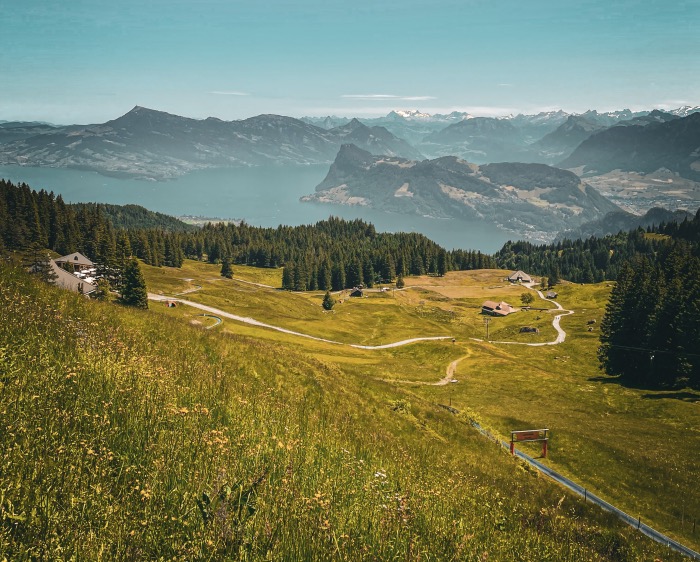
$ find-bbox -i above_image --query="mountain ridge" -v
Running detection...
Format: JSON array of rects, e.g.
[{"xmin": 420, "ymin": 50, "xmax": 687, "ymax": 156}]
[
  {"xmin": 0, "ymin": 106, "xmax": 421, "ymax": 180},
  {"xmin": 560, "ymin": 112, "xmax": 700, "ymax": 181},
  {"xmin": 302, "ymin": 144, "xmax": 620, "ymax": 241}
]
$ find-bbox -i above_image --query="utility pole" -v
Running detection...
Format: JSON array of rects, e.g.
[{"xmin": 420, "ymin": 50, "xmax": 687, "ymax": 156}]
[{"xmin": 484, "ymin": 317, "xmax": 490, "ymax": 340}]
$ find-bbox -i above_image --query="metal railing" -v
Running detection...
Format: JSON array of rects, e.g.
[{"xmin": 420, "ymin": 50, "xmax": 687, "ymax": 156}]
[{"xmin": 467, "ymin": 419, "xmax": 700, "ymax": 560}]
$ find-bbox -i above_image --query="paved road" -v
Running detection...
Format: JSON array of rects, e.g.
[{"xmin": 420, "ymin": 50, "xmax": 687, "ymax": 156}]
[
  {"xmin": 149, "ymin": 294, "xmax": 451, "ymax": 349},
  {"xmin": 466, "ymin": 419, "xmax": 700, "ymax": 560}
]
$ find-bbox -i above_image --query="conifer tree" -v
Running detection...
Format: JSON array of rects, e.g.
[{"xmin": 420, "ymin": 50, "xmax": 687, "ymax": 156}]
[
  {"xmin": 26, "ymin": 245, "xmax": 58, "ymax": 284},
  {"xmin": 119, "ymin": 258, "xmax": 148, "ymax": 309},
  {"xmin": 437, "ymin": 250, "xmax": 448, "ymax": 277},
  {"xmin": 281, "ymin": 264, "xmax": 294, "ymax": 290},
  {"xmin": 220, "ymin": 256, "xmax": 233, "ymax": 279},
  {"xmin": 322, "ymin": 291, "xmax": 335, "ymax": 311}
]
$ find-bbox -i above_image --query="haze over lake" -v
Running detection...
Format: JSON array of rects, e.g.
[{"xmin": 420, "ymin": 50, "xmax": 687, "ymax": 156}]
[{"xmin": 0, "ymin": 164, "xmax": 511, "ymax": 252}]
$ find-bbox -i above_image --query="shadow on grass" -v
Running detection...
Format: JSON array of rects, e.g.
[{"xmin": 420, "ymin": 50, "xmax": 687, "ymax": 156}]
[
  {"xmin": 588, "ymin": 375, "xmax": 700, "ymax": 401},
  {"xmin": 642, "ymin": 391, "xmax": 700, "ymax": 403}
]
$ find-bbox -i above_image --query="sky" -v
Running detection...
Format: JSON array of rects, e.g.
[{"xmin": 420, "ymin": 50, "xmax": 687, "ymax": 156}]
[{"xmin": 2, "ymin": 0, "xmax": 700, "ymax": 124}]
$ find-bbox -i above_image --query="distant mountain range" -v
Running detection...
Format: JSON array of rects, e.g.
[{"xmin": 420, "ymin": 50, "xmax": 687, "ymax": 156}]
[
  {"xmin": 301, "ymin": 144, "xmax": 620, "ymax": 240},
  {"xmin": 2, "ymin": 104, "xmax": 699, "ymax": 226},
  {"xmin": 560, "ymin": 112, "xmax": 700, "ymax": 181},
  {"xmin": 304, "ymin": 106, "xmax": 700, "ymax": 167},
  {"xmin": 0, "ymin": 106, "xmax": 422, "ymax": 180}
]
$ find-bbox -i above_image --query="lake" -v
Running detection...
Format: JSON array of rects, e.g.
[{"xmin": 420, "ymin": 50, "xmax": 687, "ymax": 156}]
[{"xmin": 0, "ymin": 164, "xmax": 512, "ymax": 252}]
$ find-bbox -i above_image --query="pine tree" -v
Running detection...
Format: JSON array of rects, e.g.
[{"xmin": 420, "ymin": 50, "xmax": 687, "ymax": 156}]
[
  {"xmin": 396, "ymin": 274, "xmax": 405, "ymax": 289},
  {"xmin": 322, "ymin": 291, "xmax": 335, "ymax": 311},
  {"xmin": 220, "ymin": 256, "xmax": 233, "ymax": 279},
  {"xmin": 346, "ymin": 258, "xmax": 363, "ymax": 288},
  {"xmin": 437, "ymin": 250, "xmax": 448, "ymax": 277},
  {"xmin": 93, "ymin": 278, "xmax": 112, "ymax": 301},
  {"xmin": 26, "ymin": 245, "xmax": 58, "ymax": 284},
  {"xmin": 281, "ymin": 264, "xmax": 294, "ymax": 290},
  {"xmin": 120, "ymin": 258, "xmax": 148, "ymax": 309}
]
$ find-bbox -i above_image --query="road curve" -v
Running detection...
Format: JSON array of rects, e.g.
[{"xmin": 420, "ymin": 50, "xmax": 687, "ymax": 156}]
[
  {"xmin": 480, "ymin": 284, "xmax": 574, "ymax": 347},
  {"xmin": 148, "ymin": 294, "xmax": 451, "ymax": 350}
]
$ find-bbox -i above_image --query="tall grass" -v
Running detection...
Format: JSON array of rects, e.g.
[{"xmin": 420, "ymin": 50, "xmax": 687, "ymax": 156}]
[{"xmin": 0, "ymin": 264, "xmax": 684, "ymax": 560}]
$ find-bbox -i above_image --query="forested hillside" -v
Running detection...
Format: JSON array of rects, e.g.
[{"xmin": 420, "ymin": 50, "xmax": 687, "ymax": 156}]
[
  {"xmin": 495, "ymin": 209, "xmax": 700, "ymax": 284},
  {"xmin": 598, "ymin": 240, "xmax": 700, "ymax": 388},
  {"xmin": 0, "ymin": 179, "xmax": 495, "ymax": 291}
]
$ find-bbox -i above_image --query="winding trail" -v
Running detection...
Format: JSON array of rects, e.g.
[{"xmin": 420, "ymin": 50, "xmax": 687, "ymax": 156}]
[
  {"xmin": 149, "ymin": 293, "xmax": 451, "ymax": 349},
  {"xmin": 174, "ymin": 284, "xmax": 202, "ymax": 296},
  {"xmin": 472, "ymin": 283, "xmax": 574, "ymax": 346},
  {"xmin": 196, "ymin": 313, "xmax": 222, "ymax": 329},
  {"xmin": 386, "ymin": 353, "xmax": 469, "ymax": 386}
]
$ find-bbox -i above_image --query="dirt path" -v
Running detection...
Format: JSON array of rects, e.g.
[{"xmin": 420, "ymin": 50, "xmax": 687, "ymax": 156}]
[
  {"xmin": 434, "ymin": 354, "xmax": 469, "ymax": 385},
  {"xmin": 387, "ymin": 353, "xmax": 469, "ymax": 386},
  {"xmin": 148, "ymin": 294, "xmax": 451, "ymax": 349},
  {"xmin": 472, "ymin": 283, "xmax": 574, "ymax": 347},
  {"xmin": 175, "ymin": 284, "xmax": 202, "ymax": 296},
  {"xmin": 231, "ymin": 277, "xmax": 277, "ymax": 289}
]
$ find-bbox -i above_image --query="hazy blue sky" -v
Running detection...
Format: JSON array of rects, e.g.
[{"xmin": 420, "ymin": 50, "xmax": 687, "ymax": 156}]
[{"xmin": 2, "ymin": 0, "xmax": 699, "ymax": 123}]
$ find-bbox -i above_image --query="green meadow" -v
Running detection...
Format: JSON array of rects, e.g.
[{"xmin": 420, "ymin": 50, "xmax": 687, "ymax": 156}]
[
  {"xmin": 0, "ymin": 259, "xmax": 696, "ymax": 560},
  {"xmin": 144, "ymin": 260, "xmax": 700, "ymax": 552}
]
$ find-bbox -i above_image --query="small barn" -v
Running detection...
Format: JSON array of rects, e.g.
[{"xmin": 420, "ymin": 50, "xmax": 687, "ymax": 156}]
[
  {"xmin": 349, "ymin": 287, "xmax": 364, "ymax": 297},
  {"xmin": 507, "ymin": 270, "xmax": 532, "ymax": 284},
  {"xmin": 481, "ymin": 300, "xmax": 516, "ymax": 316},
  {"xmin": 546, "ymin": 290, "xmax": 558, "ymax": 299},
  {"xmin": 520, "ymin": 326, "xmax": 539, "ymax": 333}
]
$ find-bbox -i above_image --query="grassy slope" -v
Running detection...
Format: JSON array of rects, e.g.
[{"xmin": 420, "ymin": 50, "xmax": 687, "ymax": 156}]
[
  {"xmin": 144, "ymin": 261, "xmax": 700, "ymax": 552},
  {"xmin": 417, "ymin": 281, "xmax": 700, "ymax": 551},
  {"xmin": 0, "ymin": 263, "xmax": 686, "ymax": 561}
]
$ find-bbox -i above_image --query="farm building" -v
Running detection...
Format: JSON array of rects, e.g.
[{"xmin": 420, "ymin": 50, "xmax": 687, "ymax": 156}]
[
  {"xmin": 507, "ymin": 270, "xmax": 532, "ymax": 283},
  {"xmin": 481, "ymin": 300, "xmax": 516, "ymax": 316},
  {"xmin": 349, "ymin": 288, "xmax": 364, "ymax": 297},
  {"xmin": 55, "ymin": 252, "xmax": 94, "ymax": 273},
  {"xmin": 546, "ymin": 290, "xmax": 558, "ymax": 299}
]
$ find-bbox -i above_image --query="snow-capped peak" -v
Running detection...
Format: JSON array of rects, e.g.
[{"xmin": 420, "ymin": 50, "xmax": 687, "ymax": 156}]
[
  {"xmin": 391, "ymin": 109, "xmax": 432, "ymax": 119},
  {"xmin": 668, "ymin": 105, "xmax": 700, "ymax": 117}
]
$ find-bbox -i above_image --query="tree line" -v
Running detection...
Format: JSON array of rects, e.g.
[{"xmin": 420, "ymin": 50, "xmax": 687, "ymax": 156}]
[
  {"xmin": 495, "ymin": 227, "xmax": 675, "ymax": 284},
  {"xmin": 598, "ymin": 238, "xmax": 700, "ymax": 388},
  {"xmin": 0, "ymin": 179, "xmax": 497, "ymax": 292}
]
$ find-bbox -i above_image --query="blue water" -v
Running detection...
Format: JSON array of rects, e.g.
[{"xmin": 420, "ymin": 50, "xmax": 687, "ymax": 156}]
[{"xmin": 0, "ymin": 164, "xmax": 511, "ymax": 252}]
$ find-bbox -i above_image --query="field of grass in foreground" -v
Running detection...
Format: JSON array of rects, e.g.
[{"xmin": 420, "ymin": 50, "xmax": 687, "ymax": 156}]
[
  {"xmin": 415, "ymin": 281, "xmax": 700, "ymax": 552},
  {"xmin": 144, "ymin": 261, "xmax": 700, "ymax": 553},
  {"xmin": 0, "ymin": 263, "xmax": 687, "ymax": 560}
]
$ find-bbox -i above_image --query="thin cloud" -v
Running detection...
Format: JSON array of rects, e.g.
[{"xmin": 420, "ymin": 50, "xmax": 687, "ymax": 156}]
[
  {"xmin": 341, "ymin": 94, "xmax": 436, "ymax": 101},
  {"xmin": 209, "ymin": 91, "xmax": 250, "ymax": 96}
]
